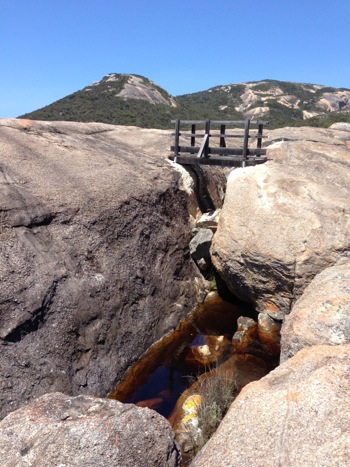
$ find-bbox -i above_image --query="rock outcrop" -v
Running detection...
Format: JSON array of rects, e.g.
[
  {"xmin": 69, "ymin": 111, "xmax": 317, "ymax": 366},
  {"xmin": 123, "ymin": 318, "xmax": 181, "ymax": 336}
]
[
  {"xmin": 211, "ymin": 126, "xmax": 350, "ymax": 316},
  {"xmin": 0, "ymin": 119, "xmax": 219, "ymax": 419},
  {"xmin": 281, "ymin": 260, "xmax": 350, "ymax": 362},
  {"xmin": 0, "ymin": 392, "xmax": 180, "ymax": 466},
  {"xmin": 192, "ymin": 344, "xmax": 350, "ymax": 467}
]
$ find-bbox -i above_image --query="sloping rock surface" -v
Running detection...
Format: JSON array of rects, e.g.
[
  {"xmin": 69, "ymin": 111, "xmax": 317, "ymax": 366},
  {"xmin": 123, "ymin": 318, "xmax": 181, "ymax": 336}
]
[
  {"xmin": 192, "ymin": 344, "xmax": 350, "ymax": 467},
  {"xmin": 0, "ymin": 392, "xmax": 180, "ymax": 466},
  {"xmin": 281, "ymin": 260, "xmax": 350, "ymax": 362},
  {"xmin": 211, "ymin": 126, "xmax": 350, "ymax": 315},
  {"xmin": 0, "ymin": 119, "xmax": 206, "ymax": 419}
]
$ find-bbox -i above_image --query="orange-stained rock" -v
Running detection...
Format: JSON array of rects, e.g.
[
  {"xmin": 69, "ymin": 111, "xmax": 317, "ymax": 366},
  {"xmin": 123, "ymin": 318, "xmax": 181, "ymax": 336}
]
[
  {"xmin": 135, "ymin": 397, "xmax": 163, "ymax": 410},
  {"xmin": 184, "ymin": 335, "xmax": 231, "ymax": 367},
  {"xmin": 232, "ymin": 316, "xmax": 259, "ymax": 354},
  {"xmin": 192, "ymin": 344, "xmax": 350, "ymax": 467},
  {"xmin": 169, "ymin": 353, "xmax": 269, "ymax": 433},
  {"xmin": 257, "ymin": 313, "xmax": 281, "ymax": 357}
]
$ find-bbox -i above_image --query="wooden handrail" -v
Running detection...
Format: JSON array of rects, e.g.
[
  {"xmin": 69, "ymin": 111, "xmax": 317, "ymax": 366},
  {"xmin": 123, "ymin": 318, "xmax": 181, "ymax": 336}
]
[{"xmin": 171, "ymin": 118, "xmax": 267, "ymax": 167}]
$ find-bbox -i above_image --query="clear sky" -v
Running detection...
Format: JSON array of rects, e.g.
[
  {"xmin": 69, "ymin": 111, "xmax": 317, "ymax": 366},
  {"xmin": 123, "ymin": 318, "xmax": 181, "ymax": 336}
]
[{"xmin": 1, "ymin": 0, "xmax": 350, "ymax": 118}]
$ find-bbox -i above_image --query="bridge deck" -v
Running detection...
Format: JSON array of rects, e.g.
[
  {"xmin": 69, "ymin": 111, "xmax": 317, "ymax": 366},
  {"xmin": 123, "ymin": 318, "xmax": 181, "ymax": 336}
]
[{"xmin": 169, "ymin": 119, "xmax": 267, "ymax": 167}]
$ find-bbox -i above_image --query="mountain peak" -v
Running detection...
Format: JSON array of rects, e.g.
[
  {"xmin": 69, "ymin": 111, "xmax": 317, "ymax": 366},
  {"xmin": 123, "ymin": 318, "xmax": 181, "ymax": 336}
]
[{"xmin": 87, "ymin": 73, "xmax": 176, "ymax": 107}]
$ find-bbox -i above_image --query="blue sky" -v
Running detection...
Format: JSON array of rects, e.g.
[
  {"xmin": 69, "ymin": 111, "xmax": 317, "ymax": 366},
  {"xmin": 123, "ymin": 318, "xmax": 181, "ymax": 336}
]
[{"xmin": 1, "ymin": 0, "xmax": 350, "ymax": 117}]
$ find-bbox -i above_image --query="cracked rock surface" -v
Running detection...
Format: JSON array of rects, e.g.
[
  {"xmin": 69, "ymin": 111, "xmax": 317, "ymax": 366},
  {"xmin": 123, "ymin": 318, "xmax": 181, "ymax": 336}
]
[
  {"xmin": 0, "ymin": 119, "xmax": 204, "ymax": 419},
  {"xmin": 211, "ymin": 126, "xmax": 350, "ymax": 316}
]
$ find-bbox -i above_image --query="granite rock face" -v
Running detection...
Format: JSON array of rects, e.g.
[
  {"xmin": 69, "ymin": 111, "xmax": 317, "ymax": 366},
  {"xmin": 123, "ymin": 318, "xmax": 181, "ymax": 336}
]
[
  {"xmin": 211, "ymin": 126, "xmax": 350, "ymax": 316},
  {"xmin": 0, "ymin": 119, "xmax": 212, "ymax": 419},
  {"xmin": 0, "ymin": 392, "xmax": 180, "ymax": 467},
  {"xmin": 281, "ymin": 260, "xmax": 350, "ymax": 362},
  {"xmin": 192, "ymin": 344, "xmax": 350, "ymax": 467}
]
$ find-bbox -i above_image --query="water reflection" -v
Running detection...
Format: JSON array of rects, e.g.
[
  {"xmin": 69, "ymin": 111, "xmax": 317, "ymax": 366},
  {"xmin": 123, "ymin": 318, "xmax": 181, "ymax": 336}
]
[{"xmin": 109, "ymin": 292, "xmax": 251, "ymax": 417}]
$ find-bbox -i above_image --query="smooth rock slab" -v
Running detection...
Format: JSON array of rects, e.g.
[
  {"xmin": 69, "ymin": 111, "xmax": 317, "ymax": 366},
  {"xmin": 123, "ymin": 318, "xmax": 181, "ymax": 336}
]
[
  {"xmin": 192, "ymin": 344, "xmax": 350, "ymax": 467},
  {"xmin": 281, "ymin": 260, "xmax": 350, "ymax": 362},
  {"xmin": 0, "ymin": 392, "xmax": 180, "ymax": 467}
]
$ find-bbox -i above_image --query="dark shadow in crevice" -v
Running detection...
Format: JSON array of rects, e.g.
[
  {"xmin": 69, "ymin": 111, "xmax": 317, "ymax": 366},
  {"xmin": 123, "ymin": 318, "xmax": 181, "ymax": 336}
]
[{"xmin": 185, "ymin": 165, "xmax": 216, "ymax": 213}]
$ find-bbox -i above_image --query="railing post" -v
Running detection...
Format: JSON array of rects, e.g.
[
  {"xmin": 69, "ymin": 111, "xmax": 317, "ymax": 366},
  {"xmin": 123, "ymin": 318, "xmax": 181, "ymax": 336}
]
[
  {"xmin": 190, "ymin": 123, "xmax": 196, "ymax": 154},
  {"xmin": 174, "ymin": 119, "xmax": 180, "ymax": 162},
  {"xmin": 242, "ymin": 119, "xmax": 250, "ymax": 167},
  {"xmin": 220, "ymin": 124, "xmax": 226, "ymax": 148},
  {"xmin": 257, "ymin": 122, "xmax": 264, "ymax": 150}
]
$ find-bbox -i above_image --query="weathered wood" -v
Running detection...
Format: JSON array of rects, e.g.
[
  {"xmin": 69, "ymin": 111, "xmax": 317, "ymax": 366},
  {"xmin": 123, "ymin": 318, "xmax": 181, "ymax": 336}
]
[
  {"xmin": 169, "ymin": 154, "xmax": 267, "ymax": 167},
  {"xmin": 174, "ymin": 119, "xmax": 180, "ymax": 157},
  {"xmin": 191, "ymin": 123, "xmax": 196, "ymax": 147},
  {"xmin": 210, "ymin": 120, "xmax": 267, "ymax": 125},
  {"xmin": 204, "ymin": 120, "xmax": 211, "ymax": 158},
  {"xmin": 242, "ymin": 119, "xmax": 250, "ymax": 167},
  {"xmin": 220, "ymin": 124, "xmax": 226, "ymax": 148},
  {"xmin": 257, "ymin": 123, "xmax": 264, "ymax": 149},
  {"xmin": 171, "ymin": 119, "xmax": 267, "ymax": 125},
  {"xmin": 171, "ymin": 118, "xmax": 267, "ymax": 167},
  {"xmin": 212, "ymin": 147, "xmax": 266, "ymax": 156},
  {"xmin": 171, "ymin": 120, "xmax": 207, "ymax": 124},
  {"xmin": 197, "ymin": 134, "xmax": 209, "ymax": 158},
  {"xmin": 170, "ymin": 146, "xmax": 266, "ymax": 156}
]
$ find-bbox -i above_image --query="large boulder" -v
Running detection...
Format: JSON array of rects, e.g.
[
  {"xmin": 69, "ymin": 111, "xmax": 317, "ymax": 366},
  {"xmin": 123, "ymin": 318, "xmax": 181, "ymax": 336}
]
[
  {"xmin": 211, "ymin": 126, "xmax": 350, "ymax": 316},
  {"xmin": 0, "ymin": 392, "xmax": 180, "ymax": 466},
  {"xmin": 0, "ymin": 119, "xmax": 210, "ymax": 418},
  {"xmin": 281, "ymin": 260, "xmax": 350, "ymax": 362},
  {"xmin": 192, "ymin": 344, "xmax": 350, "ymax": 467}
]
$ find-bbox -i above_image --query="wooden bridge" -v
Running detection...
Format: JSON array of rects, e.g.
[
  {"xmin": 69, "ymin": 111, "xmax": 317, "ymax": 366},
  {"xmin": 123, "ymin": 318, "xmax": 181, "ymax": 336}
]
[{"xmin": 169, "ymin": 119, "xmax": 267, "ymax": 167}]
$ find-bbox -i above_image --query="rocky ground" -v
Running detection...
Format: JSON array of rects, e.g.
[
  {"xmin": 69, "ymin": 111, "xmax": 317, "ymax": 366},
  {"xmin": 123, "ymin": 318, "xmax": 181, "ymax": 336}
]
[
  {"xmin": 1, "ymin": 119, "xmax": 350, "ymax": 466},
  {"xmin": 192, "ymin": 122, "xmax": 350, "ymax": 466}
]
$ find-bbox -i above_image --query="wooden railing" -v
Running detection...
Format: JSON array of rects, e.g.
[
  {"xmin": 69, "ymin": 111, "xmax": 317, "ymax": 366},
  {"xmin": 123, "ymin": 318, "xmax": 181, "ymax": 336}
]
[{"xmin": 169, "ymin": 119, "xmax": 267, "ymax": 167}]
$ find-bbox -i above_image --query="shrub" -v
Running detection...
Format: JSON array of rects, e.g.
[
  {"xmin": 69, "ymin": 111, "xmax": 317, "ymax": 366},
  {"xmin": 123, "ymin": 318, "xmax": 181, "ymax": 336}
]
[{"xmin": 184, "ymin": 367, "xmax": 238, "ymax": 456}]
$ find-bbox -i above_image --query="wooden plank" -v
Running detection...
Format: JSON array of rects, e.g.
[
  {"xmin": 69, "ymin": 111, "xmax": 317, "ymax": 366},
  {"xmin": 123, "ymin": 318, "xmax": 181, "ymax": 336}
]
[
  {"xmin": 169, "ymin": 155, "xmax": 267, "ymax": 167},
  {"xmin": 197, "ymin": 134, "xmax": 209, "ymax": 158},
  {"xmin": 210, "ymin": 120, "xmax": 267, "ymax": 125},
  {"xmin": 210, "ymin": 147, "xmax": 266, "ymax": 156},
  {"xmin": 171, "ymin": 119, "xmax": 267, "ymax": 125},
  {"xmin": 170, "ymin": 146, "xmax": 266, "ymax": 156},
  {"xmin": 171, "ymin": 120, "xmax": 207, "ymax": 124},
  {"xmin": 179, "ymin": 133, "xmax": 205, "ymax": 137}
]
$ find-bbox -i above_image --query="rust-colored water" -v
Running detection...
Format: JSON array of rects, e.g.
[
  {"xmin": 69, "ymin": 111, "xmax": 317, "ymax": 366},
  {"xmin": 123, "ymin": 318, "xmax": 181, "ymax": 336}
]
[{"xmin": 109, "ymin": 292, "xmax": 244, "ymax": 417}]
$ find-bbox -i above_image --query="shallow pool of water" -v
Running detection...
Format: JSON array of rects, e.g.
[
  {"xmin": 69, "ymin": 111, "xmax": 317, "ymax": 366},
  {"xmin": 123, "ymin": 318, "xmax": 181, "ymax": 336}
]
[{"xmin": 109, "ymin": 292, "xmax": 253, "ymax": 417}]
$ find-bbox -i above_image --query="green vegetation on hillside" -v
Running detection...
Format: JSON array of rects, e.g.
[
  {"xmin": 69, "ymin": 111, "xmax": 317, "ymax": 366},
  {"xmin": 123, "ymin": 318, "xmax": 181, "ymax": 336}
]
[{"xmin": 19, "ymin": 74, "xmax": 350, "ymax": 130}]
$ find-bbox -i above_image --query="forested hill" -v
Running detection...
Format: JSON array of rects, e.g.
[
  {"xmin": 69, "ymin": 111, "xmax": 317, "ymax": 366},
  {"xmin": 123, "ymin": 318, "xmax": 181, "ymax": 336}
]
[{"xmin": 20, "ymin": 73, "xmax": 350, "ymax": 129}]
